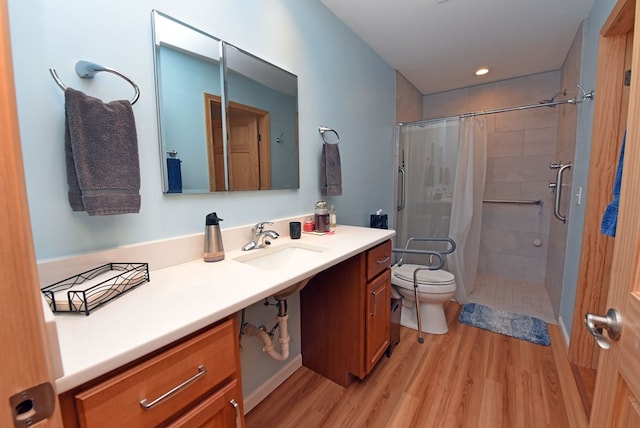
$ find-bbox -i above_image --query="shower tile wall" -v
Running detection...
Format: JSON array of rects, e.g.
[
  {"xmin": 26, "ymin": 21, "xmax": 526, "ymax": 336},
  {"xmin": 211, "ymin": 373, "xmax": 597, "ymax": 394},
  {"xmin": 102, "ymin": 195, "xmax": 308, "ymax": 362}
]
[{"xmin": 423, "ymin": 71, "xmax": 561, "ymax": 286}]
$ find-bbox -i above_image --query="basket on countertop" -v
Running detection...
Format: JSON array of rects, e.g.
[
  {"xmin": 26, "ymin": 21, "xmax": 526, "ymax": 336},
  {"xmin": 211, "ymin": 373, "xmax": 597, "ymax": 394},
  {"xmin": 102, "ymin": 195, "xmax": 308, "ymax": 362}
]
[{"xmin": 41, "ymin": 263, "xmax": 150, "ymax": 315}]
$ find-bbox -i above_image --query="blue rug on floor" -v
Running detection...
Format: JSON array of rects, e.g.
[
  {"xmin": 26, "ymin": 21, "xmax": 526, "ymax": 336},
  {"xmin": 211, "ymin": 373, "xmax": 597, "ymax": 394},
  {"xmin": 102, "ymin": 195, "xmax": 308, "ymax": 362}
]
[{"xmin": 458, "ymin": 303, "xmax": 550, "ymax": 346}]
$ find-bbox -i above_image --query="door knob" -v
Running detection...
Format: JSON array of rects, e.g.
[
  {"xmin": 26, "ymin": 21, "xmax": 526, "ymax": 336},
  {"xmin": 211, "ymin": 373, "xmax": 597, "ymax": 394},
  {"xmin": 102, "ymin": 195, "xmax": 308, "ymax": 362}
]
[{"xmin": 584, "ymin": 308, "xmax": 622, "ymax": 350}]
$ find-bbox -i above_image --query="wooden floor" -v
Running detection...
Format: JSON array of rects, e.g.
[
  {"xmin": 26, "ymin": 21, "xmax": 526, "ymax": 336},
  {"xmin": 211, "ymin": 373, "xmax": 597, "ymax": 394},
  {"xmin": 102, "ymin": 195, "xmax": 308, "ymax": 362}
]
[{"xmin": 246, "ymin": 302, "xmax": 587, "ymax": 428}]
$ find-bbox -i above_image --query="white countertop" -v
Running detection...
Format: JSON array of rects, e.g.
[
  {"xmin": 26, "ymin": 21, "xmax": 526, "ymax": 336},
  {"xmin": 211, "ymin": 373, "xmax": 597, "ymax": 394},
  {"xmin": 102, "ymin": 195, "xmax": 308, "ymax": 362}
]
[{"xmin": 51, "ymin": 225, "xmax": 395, "ymax": 393}]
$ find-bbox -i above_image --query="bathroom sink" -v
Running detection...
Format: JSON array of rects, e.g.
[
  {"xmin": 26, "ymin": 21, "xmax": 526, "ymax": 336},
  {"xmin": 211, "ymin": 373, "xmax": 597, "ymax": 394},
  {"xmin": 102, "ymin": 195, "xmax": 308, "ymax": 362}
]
[{"xmin": 233, "ymin": 242, "xmax": 327, "ymax": 270}]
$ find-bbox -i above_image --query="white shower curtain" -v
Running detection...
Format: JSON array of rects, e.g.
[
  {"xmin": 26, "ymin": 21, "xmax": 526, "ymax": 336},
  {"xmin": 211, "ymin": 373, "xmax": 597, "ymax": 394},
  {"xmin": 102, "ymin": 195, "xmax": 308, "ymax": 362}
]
[{"xmin": 447, "ymin": 116, "xmax": 487, "ymax": 303}]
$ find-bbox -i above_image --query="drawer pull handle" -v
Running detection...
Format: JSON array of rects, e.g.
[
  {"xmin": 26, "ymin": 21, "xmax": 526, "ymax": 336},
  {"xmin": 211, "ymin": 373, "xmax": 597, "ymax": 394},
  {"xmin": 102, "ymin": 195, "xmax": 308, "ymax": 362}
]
[
  {"xmin": 230, "ymin": 399, "xmax": 241, "ymax": 427},
  {"xmin": 139, "ymin": 364, "xmax": 207, "ymax": 410},
  {"xmin": 376, "ymin": 256, "xmax": 390, "ymax": 265}
]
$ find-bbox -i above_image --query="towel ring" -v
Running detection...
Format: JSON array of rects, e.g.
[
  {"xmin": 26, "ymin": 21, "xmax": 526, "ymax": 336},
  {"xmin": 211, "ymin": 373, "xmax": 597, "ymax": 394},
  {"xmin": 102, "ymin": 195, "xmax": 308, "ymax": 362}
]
[
  {"xmin": 49, "ymin": 61, "xmax": 140, "ymax": 105},
  {"xmin": 318, "ymin": 126, "xmax": 339, "ymax": 145}
]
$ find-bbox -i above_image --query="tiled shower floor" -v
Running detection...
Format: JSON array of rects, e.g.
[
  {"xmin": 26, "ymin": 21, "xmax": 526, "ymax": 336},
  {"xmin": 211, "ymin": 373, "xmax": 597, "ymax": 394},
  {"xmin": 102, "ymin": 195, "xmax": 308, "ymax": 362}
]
[{"xmin": 468, "ymin": 273, "xmax": 557, "ymax": 324}]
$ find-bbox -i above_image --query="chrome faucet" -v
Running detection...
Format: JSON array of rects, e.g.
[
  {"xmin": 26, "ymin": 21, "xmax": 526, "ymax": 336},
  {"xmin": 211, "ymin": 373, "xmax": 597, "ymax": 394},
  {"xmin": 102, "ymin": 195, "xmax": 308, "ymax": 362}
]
[{"xmin": 242, "ymin": 222, "xmax": 280, "ymax": 251}]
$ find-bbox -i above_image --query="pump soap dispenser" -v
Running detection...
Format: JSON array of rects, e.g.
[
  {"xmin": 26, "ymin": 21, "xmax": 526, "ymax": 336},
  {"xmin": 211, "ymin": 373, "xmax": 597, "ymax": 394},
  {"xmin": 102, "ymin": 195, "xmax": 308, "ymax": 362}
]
[{"xmin": 204, "ymin": 212, "xmax": 225, "ymax": 262}]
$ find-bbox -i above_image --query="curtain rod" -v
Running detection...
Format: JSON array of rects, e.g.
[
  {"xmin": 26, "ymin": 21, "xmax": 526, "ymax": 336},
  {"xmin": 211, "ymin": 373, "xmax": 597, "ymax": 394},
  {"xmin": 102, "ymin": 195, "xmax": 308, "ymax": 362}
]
[{"xmin": 398, "ymin": 86, "xmax": 594, "ymax": 127}]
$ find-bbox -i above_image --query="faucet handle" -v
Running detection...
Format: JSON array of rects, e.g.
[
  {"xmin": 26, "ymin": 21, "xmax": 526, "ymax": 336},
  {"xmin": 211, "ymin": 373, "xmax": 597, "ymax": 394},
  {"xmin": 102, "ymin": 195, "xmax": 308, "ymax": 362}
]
[{"xmin": 255, "ymin": 221, "xmax": 273, "ymax": 233}]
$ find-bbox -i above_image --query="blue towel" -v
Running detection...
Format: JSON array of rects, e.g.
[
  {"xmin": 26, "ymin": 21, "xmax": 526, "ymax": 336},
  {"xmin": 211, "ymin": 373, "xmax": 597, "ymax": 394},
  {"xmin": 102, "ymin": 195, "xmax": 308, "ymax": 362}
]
[
  {"xmin": 601, "ymin": 133, "xmax": 626, "ymax": 236},
  {"xmin": 166, "ymin": 157, "xmax": 182, "ymax": 193}
]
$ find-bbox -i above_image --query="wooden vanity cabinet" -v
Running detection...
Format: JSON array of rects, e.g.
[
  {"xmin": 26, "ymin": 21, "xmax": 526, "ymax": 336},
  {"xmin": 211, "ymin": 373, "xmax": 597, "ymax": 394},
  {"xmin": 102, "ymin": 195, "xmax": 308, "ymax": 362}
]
[
  {"xmin": 59, "ymin": 316, "xmax": 244, "ymax": 428},
  {"xmin": 301, "ymin": 240, "xmax": 391, "ymax": 387}
]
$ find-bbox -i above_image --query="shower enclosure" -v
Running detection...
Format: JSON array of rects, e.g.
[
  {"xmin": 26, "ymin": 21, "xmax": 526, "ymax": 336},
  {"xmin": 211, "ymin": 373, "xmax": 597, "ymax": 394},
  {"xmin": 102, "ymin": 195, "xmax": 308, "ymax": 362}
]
[
  {"xmin": 396, "ymin": 116, "xmax": 487, "ymax": 304},
  {"xmin": 395, "ymin": 77, "xmax": 592, "ymax": 317}
]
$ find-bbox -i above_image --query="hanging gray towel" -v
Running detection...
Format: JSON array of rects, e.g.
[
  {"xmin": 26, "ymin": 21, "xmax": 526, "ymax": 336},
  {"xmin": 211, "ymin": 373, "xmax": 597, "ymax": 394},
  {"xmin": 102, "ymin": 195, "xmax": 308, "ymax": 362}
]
[
  {"xmin": 65, "ymin": 87, "xmax": 140, "ymax": 215},
  {"xmin": 321, "ymin": 143, "xmax": 342, "ymax": 196}
]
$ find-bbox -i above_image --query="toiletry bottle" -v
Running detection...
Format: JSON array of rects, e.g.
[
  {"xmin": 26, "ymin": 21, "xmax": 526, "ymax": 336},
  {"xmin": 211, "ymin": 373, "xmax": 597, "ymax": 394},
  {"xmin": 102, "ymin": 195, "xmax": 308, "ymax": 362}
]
[
  {"xmin": 314, "ymin": 200, "xmax": 330, "ymax": 232},
  {"xmin": 329, "ymin": 205, "xmax": 336, "ymax": 229},
  {"xmin": 204, "ymin": 212, "xmax": 225, "ymax": 262},
  {"xmin": 303, "ymin": 217, "xmax": 314, "ymax": 232}
]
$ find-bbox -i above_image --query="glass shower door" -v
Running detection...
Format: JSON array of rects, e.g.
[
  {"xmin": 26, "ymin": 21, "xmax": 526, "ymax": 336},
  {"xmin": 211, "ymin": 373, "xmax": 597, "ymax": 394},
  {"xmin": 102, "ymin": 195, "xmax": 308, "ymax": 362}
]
[{"xmin": 396, "ymin": 119, "xmax": 459, "ymax": 263}]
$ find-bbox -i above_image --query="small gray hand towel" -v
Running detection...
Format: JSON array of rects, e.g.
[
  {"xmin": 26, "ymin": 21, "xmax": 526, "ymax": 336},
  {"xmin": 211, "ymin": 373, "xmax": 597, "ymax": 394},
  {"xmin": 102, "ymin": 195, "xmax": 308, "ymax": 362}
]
[
  {"xmin": 65, "ymin": 88, "xmax": 140, "ymax": 215},
  {"xmin": 321, "ymin": 143, "xmax": 342, "ymax": 196}
]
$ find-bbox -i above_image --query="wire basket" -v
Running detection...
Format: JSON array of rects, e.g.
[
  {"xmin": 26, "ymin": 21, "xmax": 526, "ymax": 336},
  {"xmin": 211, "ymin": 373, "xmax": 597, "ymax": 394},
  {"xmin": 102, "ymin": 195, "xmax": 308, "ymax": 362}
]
[{"xmin": 41, "ymin": 263, "xmax": 150, "ymax": 315}]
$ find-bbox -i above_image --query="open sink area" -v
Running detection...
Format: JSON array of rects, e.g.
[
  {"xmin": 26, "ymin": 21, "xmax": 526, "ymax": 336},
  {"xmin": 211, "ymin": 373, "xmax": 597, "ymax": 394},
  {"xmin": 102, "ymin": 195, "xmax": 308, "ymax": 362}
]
[{"xmin": 233, "ymin": 242, "xmax": 327, "ymax": 270}]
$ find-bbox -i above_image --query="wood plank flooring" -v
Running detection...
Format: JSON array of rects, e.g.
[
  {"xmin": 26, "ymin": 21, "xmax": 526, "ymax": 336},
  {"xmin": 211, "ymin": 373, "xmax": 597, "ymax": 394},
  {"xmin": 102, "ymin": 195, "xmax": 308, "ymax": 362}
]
[{"xmin": 246, "ymin": 302, "xmax": 586, "ymax": 428}]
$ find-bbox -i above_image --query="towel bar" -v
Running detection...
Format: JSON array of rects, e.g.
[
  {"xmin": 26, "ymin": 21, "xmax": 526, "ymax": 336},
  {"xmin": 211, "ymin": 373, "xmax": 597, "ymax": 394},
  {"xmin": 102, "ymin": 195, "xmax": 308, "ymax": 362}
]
[
  {"xmin": 318, "ymin": 126, "xmax": 339, "ymax": 144},
  {"xmin": 482, "ymin": 199, "xmax": 542, "ymax": 205},
  {"xmin": 49, "ymin": 60, "xmax": 140, "ymax": 104}
]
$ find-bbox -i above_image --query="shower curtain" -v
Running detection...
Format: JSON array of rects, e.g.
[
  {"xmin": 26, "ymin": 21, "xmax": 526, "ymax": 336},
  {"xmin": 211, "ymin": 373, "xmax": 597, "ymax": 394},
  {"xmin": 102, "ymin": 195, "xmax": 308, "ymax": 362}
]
[
  {"xmin": 396, "ymin": 115, "xmax": 487, "ymax": 304},
  {"xmin": 448, "ymin": 116, "xmax": 487, "ymax": 303}
]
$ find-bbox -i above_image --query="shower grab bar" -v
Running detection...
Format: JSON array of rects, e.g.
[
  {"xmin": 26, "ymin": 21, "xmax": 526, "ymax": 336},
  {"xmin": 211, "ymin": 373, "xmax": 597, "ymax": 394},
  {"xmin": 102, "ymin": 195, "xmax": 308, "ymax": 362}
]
[
  {"xmin": 551, "ymin": 163, "xmax": 572, "ymax": 223},
  {"xmin": 397, "ymin": 167, "xmax": 406, "ymax": 211},
  {"xmin": 483, "ymin": 199, "xmax": 542, "ymax": 205}
]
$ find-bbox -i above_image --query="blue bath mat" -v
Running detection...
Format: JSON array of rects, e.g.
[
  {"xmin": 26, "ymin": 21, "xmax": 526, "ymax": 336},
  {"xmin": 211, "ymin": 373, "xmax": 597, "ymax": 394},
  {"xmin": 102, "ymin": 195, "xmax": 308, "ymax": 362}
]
[{"xmin": 458, "ymin": 303, "xmax": 550, "ymax": 346}]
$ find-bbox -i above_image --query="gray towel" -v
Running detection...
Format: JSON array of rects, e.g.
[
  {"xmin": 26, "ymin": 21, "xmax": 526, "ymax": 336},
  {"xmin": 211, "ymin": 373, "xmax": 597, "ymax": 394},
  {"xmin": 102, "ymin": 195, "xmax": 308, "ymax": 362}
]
[
  {"xmin": 65, "ymin": 88, "xmax": 140, "ymax": 215},
  {"xmin": 321, "ymin": 143, "xmax": 342, "ymax": 196}
]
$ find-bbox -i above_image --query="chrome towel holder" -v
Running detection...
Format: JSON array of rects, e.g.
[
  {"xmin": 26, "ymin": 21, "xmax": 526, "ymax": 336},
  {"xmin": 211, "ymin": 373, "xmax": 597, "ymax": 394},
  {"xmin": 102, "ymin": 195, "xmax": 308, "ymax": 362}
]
[
  {"xmin": 318, "ymin": 126, "xmax": 339, "ymax": 145},
  {"xmin": 49, "ymin": 60, "xmax": 140, "ymax": 105}
]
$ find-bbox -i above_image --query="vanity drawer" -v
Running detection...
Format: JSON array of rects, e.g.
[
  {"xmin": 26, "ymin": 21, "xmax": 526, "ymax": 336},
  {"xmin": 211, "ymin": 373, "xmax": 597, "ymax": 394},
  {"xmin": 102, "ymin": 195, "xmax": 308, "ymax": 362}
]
[
  {"xmin": 74, "ymin": 318, "xmax": 237, "ymax": 428},
  {"xmin": 366, "ymin": 240, "xmax": 392, "ymax": 280}
]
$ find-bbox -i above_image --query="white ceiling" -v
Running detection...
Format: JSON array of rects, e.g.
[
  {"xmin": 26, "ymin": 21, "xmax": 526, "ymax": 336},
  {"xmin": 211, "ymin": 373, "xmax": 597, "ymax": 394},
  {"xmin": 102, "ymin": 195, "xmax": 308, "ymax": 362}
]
[{"xmin": 321, "ymin": 0, "xmax": 596, "ymax": 95}]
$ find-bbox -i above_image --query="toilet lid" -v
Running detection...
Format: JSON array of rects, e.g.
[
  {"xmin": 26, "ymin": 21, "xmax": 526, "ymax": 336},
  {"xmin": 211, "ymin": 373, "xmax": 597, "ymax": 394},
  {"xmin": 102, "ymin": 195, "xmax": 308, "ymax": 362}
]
[{"xmin": 393, "ymin": 264, "xmax": 455, "ymax": 285}]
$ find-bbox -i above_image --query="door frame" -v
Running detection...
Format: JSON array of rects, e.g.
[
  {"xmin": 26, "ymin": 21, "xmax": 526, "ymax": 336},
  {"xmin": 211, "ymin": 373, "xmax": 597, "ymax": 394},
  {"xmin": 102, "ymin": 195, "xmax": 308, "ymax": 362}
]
[
  {"xmin": 0, "ymin": 0, "xmax": 62, "ymax": 424},
  {"xmin": 569, "ymin": 0, "xmax": 633, "ymax": 369}
]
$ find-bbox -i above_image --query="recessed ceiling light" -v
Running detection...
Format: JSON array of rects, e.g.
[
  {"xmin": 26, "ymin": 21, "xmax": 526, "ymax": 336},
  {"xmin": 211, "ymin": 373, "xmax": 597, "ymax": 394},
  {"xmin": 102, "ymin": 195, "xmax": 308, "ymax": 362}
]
[{"xmin": 475, "ymin": 68, "xmax": 490, "ymax": 76}]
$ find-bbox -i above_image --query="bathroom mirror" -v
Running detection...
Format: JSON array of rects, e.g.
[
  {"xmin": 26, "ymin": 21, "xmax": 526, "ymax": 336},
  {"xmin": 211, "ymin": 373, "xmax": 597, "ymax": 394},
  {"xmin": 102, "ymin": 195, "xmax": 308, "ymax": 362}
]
[{"xmin": 152, "ymin": 10, "xmax": 299, "ymax": 193}]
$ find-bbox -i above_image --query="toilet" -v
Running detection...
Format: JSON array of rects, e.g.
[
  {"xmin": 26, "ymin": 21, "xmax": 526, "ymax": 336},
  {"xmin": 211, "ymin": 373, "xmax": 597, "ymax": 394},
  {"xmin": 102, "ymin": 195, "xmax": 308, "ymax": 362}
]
[{"xmin": 391, "ymin": 263, "xmax": 456, "ymax": 335}]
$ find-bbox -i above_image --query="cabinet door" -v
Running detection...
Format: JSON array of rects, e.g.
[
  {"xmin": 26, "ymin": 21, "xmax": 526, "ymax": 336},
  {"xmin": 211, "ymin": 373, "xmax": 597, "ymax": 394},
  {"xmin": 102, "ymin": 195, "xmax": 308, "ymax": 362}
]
[
  {"xmin": 365, "ymin": 271, "xmax": 390, "ymax": 374},
  {"xmin": 167, "ymin": 379, "xmax": 243, "ymax": 428}
]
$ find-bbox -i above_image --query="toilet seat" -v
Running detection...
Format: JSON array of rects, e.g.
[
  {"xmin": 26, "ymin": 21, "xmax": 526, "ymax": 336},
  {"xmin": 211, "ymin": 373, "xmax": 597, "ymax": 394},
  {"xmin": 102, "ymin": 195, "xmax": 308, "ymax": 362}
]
[{"xmin": 392, "ymin": 264, "xmax": 456, "ymax": 294}]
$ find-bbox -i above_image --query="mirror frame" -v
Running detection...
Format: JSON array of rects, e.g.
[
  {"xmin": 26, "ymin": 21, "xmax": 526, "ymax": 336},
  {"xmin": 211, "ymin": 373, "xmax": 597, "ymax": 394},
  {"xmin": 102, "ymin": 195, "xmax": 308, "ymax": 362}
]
[{"xmin": 151, "ymin": 10, "xmax": 299, "ymax": 194}]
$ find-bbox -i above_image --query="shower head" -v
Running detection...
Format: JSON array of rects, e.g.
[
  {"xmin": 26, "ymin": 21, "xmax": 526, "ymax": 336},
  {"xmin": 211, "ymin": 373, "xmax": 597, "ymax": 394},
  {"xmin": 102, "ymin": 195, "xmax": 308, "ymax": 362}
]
[{"xmin": 539, "ymin": 89, "xmax": 567, "ymax": 106}]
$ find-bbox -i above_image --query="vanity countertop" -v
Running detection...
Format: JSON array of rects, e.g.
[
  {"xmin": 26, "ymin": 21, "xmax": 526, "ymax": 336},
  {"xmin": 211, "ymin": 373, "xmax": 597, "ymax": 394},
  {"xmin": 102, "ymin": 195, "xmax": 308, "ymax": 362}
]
[{"xmin": 51, "ymin": 225, "xmax": 395, "ymax": 393}]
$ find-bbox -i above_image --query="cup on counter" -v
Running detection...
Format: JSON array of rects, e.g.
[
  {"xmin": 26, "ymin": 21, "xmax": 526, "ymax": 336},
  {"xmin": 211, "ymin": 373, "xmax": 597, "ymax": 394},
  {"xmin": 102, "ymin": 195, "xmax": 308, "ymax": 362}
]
[{"xmin": 289, "ymin": 221, "xmax": 302, "ymax": 239}]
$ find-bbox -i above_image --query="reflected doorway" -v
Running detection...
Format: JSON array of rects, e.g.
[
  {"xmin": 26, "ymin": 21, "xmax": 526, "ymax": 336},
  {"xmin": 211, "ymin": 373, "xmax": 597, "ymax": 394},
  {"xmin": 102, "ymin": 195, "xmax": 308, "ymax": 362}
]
[{"xmin": 204, "ymin": 93, "xmax": 271, "ymax": 191}]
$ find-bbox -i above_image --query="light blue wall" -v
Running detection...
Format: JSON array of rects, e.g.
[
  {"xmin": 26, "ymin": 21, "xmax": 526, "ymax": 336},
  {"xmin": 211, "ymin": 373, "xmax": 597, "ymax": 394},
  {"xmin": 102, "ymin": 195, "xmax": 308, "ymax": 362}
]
[
  {"xmin": 559, "ymin": 0, "xmax": 617, "ymax": 336},
  {"xmin": 7, "ymin": 0, "xmax": 395, "ymax": 261}
]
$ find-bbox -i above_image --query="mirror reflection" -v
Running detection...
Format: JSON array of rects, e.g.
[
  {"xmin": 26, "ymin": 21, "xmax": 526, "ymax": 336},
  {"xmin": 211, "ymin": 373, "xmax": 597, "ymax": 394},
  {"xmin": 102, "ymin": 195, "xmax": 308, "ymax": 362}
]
[{"xmin": 152, "ymin": 10, "xmax": 299, "ymax": 193}]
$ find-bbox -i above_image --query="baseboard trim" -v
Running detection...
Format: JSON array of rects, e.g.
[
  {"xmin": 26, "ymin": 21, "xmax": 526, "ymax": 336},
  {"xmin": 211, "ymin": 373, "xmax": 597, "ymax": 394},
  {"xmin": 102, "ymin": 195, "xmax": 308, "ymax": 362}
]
[
  {"xmin": 558, "ymin": 315, "xmax": 570, "ymax": 347},
  {"xmin": 243, "ymin": 354, "xmax": 302, "ymax": 414}
]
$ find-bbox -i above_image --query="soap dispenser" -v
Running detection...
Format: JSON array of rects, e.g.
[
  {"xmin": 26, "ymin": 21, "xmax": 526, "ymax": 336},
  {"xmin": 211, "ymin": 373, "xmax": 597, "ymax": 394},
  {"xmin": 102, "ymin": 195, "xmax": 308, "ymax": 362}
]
[{"xmin": 204, "ymin": 212, "xmax": 225, "ymax": 262}]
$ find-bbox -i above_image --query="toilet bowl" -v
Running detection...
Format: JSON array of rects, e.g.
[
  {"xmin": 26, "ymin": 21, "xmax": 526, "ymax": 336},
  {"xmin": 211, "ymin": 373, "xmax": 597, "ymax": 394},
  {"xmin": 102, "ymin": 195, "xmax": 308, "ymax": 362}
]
[{"xmin": 391, "ymin": 263, "xmax": 456, "ymax": 335}]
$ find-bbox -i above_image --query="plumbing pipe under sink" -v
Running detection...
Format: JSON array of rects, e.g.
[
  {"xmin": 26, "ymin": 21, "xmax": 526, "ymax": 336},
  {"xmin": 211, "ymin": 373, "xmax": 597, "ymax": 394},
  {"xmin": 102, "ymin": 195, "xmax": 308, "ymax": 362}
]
[
  {"xmin": 242, "ymin": 276, "xmax": 314, "ymax": 360},
  {"xmin": 243, "ymin": 314, "xmax": 290, "ymax": 361}
]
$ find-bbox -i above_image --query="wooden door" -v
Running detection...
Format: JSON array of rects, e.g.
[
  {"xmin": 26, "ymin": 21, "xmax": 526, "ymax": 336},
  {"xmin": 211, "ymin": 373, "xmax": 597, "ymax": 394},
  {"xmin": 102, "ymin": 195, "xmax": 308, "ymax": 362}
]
[
  {"xmin": 590, "ymin": 2, "xmax": 640, "ymax": 426},
  {"xmin": 570, "ymin": 0, "xmax": 633, "ymax": 370},
  {"xmin": 228, "ymin": 116, "xmax": 260, "ymax": 191},
  {"xmin": 0, "ymin": 0, "xmax": 62, "ymax": 425},
  {"xmin": 204, "ymin": 96, "xmax": 271, "ymax": 191}
]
